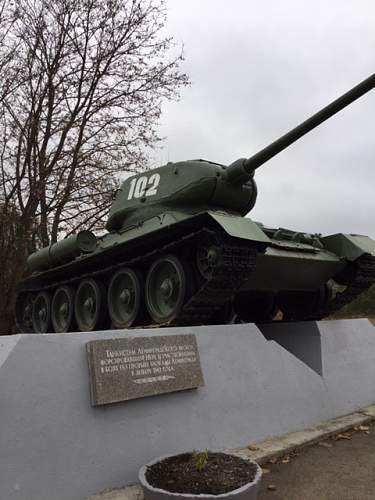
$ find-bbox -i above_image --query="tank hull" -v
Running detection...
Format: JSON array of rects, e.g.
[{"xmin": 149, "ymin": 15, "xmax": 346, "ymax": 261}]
[{"xmin": 15, "ymin": 211, "xmax": 375, "ymax": 333}]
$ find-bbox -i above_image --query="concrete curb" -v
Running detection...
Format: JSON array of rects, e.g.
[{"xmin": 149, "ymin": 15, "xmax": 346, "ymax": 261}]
[
  {"xmin": 235, "ymin": 404, "xmax": 375, "ymax": 464},
  {"xmin": 85, "ymin": 404, "xmax": 375, "ymax": 500},
  {"xmin": 86, "ymin": 485, "xmax": 144, "ymax": 500}
]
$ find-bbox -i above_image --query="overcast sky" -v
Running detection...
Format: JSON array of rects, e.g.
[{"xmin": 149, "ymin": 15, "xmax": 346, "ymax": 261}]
[{"xmin": 155, "ymin": 0, "xmax": 375, "ymax": 238}]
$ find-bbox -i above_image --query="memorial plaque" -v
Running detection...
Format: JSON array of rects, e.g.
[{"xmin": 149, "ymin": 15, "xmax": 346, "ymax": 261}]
[{"xmin": 86, "ymin": 334, "xmax": 204, "ymax": 406}]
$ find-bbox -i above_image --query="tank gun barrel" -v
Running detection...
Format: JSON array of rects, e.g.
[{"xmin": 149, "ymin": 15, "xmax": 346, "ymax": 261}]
[{"xmin": 227, "ymin": 73, "xmax": 375, "ymax": 183}]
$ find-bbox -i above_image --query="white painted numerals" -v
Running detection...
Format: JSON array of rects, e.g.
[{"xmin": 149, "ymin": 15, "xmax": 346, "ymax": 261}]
[{"xmin": 127, "ymin": 173, "xmax": 161, "ymax": 200}]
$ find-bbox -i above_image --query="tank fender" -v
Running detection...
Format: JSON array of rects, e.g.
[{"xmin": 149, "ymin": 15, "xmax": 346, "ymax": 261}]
[
  {"xmin": 322, "ymin": 234, "xmax": 375, "ymax": 261},
  {"xmin": 207, "ymin": 212, "xmax": 270, "ymax": 246}
]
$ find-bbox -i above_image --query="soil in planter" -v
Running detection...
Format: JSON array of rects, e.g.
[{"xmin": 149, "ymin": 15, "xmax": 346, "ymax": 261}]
[{"xmin": 145, "ymin": 452, "xmax": 258, "ymax": 495}]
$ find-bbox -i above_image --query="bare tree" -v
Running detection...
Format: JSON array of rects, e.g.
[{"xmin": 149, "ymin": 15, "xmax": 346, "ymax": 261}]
[
  {"xmin": 0, "ymin": 204, "xmax": 32, "ymax": 332},
  {"xmin": 0, "ymin": 0, "xmax": 188, "ymax": 333}
]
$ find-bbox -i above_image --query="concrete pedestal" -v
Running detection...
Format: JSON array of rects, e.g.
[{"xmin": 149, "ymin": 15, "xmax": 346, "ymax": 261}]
[{"xmin": 0, "ymin": 319, "xmax": 374, "ymax": 500}]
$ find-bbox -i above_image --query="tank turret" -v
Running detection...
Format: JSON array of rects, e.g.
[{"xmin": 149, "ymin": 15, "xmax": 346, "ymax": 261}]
[
  {"xmin": 106, "ymin": 159, "xmax": 258, "ymax": 232},
  {"xmin": 108, "ymin": 73, "xmax": 375, "ymax": 231}
]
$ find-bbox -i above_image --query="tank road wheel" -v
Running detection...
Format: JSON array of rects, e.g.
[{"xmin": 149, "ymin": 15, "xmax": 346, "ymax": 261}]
[
  {"xmin": 51, "ymin": 286, "xmax": 76, "ymax": 333},
  {"xmin": 75, "ymin": 279, "xmax": 106, "ymax": 331},
  {"xmin": 32, "ymin": 291, "xmax": 52, "ymax": 333},
  {"xmin": 108, "ymin": 268, "xmax": 143, "ymax": 328},
  {"xmin": 145, "ymin": 255, "xmax": 187, "ymax": 324},
  {"xmin": 15, "ymin": 292, "xmax": 34, "ymax": 333}
]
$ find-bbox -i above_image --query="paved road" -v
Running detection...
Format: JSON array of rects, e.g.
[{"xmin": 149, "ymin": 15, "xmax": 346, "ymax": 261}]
[{"xmin": 258, "ymin": 421, "xmax": 375, "ymax": 500}]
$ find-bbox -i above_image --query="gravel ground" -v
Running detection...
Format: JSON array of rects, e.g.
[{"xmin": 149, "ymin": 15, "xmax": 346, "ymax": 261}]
[{"xmin": 258, "ymin": 421, "xmax": 375, "ymax": 500}]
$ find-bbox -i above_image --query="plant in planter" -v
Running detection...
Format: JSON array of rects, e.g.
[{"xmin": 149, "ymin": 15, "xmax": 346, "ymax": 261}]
[
  {"xmin": 192, "ymin": 449, "xmax": 209, "ymax": 473},
  {"xmin": 139, "ymin": 450, "xmax": 262, "ymax": 500}
]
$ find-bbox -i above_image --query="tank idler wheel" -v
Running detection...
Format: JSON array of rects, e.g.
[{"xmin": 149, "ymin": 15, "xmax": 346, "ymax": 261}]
[
  {"xmin": 108, "ymin": 268, "xmax": 143, "ymax": 328},
  {"xmin": 16, "ymin": 292, "xmax": 35, "ymax": 333},
  {"xmin": 51, "ymin": 286, "xmax": 76, "ymax": 333},
  {"xmin": 146, "ymin": 255, "xmax": 187, "ymax": 324},
  {"xmin": 32, "ymin": 291, "xmax": 53, "ymax": 333},
  {"xmin": 75, "ymin": 279, "xmax": 107, "ymax": 332}
]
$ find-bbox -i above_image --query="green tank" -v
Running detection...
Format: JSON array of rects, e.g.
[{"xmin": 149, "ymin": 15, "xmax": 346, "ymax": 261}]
[{"xmin": 15, "ymin": 73, "xmax": 375, "ymax": 333}]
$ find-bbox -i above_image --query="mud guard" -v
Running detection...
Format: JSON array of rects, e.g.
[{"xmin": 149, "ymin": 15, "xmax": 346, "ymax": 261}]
[
  {"xmin": 322, "ymin": 234, "xmax": 375, "ymax": 261},
  {"xmin": 207, "ymin": 212, "xmax": 270, "ymax": 246}
]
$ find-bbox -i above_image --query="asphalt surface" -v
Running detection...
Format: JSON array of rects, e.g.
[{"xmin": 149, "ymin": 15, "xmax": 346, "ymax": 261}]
[{"xmin": 258, "ymin": 421, "xmax": 375, "ymax": 500}]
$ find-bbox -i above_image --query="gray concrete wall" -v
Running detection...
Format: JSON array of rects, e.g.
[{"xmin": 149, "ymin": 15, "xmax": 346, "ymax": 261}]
[{"xmin": 0, "ymin": 319, "xmax": 374, "ymax": 500}]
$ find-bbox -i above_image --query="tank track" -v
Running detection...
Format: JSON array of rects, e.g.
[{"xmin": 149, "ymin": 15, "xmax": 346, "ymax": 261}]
[
  {"xmin": 326, "ymin": 253, "xmax": 375, "ymax": 316},
  {"xmin": 16, "ymin": 227, "xmax": 258, "ymax": 331},
  {"xmin": 291, "ymin": 253, "xmax": 375, "ymax": 321}
]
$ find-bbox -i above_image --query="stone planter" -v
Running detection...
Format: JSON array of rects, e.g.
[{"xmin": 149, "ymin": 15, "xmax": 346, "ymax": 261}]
[{"xmin": 139, "ymin": 452, "xmax": 263, "ymax": 500}]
